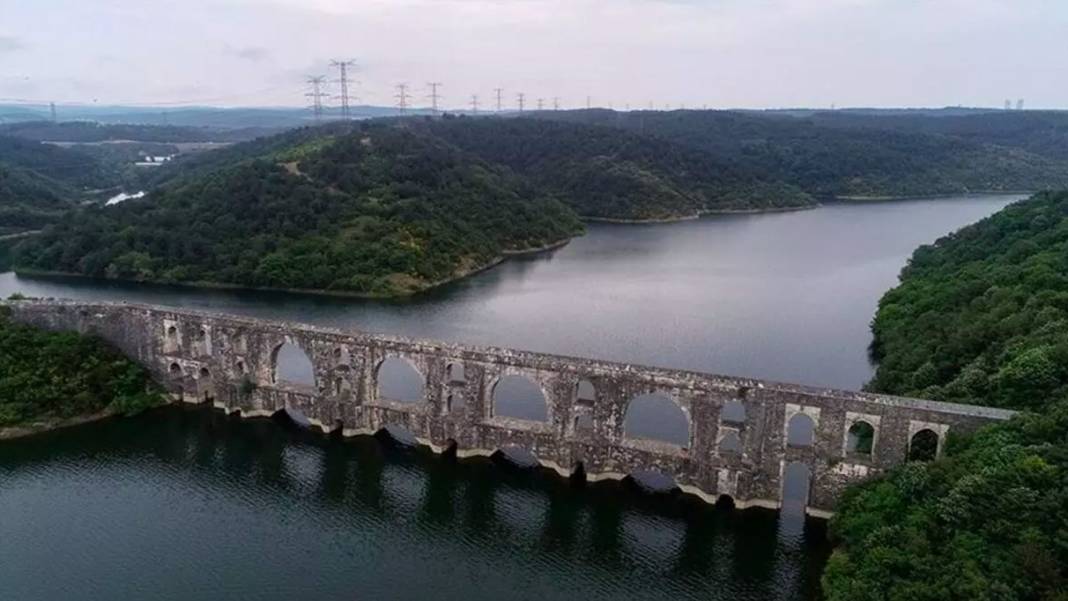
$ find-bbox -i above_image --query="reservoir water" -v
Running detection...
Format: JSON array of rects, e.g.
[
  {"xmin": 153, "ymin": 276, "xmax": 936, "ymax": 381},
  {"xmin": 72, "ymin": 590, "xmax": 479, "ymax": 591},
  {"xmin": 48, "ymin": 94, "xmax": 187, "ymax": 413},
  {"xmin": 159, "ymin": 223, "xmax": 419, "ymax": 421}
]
[{"xmin": 0, "ymin": 195, "xmax": 1020, "ymax": 600}]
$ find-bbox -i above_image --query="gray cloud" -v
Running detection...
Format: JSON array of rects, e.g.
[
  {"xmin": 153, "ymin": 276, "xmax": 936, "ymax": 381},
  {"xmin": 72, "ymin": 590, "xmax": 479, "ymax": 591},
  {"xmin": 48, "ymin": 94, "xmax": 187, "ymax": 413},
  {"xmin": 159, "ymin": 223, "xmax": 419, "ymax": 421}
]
[{"xmin": 2, "ymin": 1, "xmax": 1065, "ymax": 109}]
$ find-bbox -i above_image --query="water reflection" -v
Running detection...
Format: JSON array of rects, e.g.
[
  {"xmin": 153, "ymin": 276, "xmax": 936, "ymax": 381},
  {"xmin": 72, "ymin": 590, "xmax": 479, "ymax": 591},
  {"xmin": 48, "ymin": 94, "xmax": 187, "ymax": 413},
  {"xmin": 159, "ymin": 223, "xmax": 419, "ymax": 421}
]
[{"xmin": 0, "ymin": 406, "xmax": 831, "ymax": 601}]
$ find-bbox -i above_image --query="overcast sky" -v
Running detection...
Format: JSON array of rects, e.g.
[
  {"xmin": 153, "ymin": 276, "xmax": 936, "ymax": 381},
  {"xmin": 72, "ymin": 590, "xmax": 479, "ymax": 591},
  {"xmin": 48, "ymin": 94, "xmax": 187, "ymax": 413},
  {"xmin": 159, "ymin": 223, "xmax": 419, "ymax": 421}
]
[{"xmin": 0, "ymin": 0, "xmax": 1064, "ymax": 110}]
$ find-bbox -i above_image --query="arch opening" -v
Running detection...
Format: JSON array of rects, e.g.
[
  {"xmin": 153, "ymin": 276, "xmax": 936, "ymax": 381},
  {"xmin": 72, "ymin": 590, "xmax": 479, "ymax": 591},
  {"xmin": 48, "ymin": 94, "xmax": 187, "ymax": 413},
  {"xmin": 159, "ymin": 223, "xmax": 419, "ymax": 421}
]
[
  {"xmin": 719, "ymin": 430, "xmax": 742, "ymax": 454},
  {"xmin": 197, "ymin": 367, "xmax": 213, "ymax": 402},
  {"xmin": 379, "ymin": 424, "xmax": 419, "ymax": 447},
  {"xmin": 492, "ymin": 375, "xmax": 548, "ymax": 422},
  {"xmin": 333, "ymin": 346, "xmax": 351, "ymax": 366},
  {"xmin": 721, "ymin": 400, "xmax": 746, "ymax": 424},
  {"xmin": 447, "ymin": 391, "xmax": 466, "ymax": 414},
  {"xmin": 573, "ymin": 412, "xmax": 594, "ymax": 435},
  {"xmin": 446, "ymin": 362, "xmax": 466, "ymax": 383},
  {"xmin": 273, "ymin": 343, "xmax": 316, "ymax": 390},
  {"xmin": 576, "ymin": 380, "xmax": 596, "ymax": 404},
  {"xmin": 623, "ymin": 393, "xmax": 689, "ymax": 447},
  {"xmin": 908, "ymin": 429, "xmax": 939, "ymax": 462},
  {"xmin": 781, "ymin": 461, "xmax": 811, "ymax": 515},
  {"xmin": 787, "ymin": 413, "xmax": 815, "ymax": 447},
  {"xmin": 334, "ymin": 374, "xmax": 353, "ymax": 396},
  {"xmin": 442, "ymin": 438, "xmax": 459, "ymax": 459},
  {"xmin": 494, "ymin": 445, "xmax": 540, "ymax": 468},
  {"xmin": 627, "ymin": 469, "xmax": 678, "ymax": 494},
  {"xmin": 377, "ymin": 357, "xmax": 425, "ymax": 404},
  {"xmin": 570, "ymin": 461, "xmax": 587, "ymax": 484},
  {"xmin": 166, "ymin": 325, "xmax": 178, "ymax": 339},
  {"xmin": 169, "ymin": 362, "xmax": 182, "ymax": 375},
  {"xmin": 715, "ymin": 494, "xmax": 736, "ymax": 510},
  {"xmin": 847, "ymin": 421, "xmax": 875, "ymax": 455},
  {"xmin": 284, "ymin": 406, "xmax": 313, "ymax": 428}
]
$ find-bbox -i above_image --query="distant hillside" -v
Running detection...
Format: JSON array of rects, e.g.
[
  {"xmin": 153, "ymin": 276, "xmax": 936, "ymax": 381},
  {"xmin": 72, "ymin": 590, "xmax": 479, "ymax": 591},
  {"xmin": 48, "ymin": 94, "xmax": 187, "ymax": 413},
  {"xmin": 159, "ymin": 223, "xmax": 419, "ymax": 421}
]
[
  {"xmin": 0, "ymin": 164, "xmax": 69, "ymax": 235},
  {"xmin": 0, "ymin": 135, "xmax": 118, "ymax": 191},
  {"xmin": 0, "ymin": 135, "xmax": 130, "ymax": 235},
  {"xmin": 0, "ymin": 103, "xmax": 433, "ymax": 129},
  {"xmin": 805, "ymin": 110, "xmax": 1068, "ymax": 162},
  {"xmin": 536, "ymin": 109, "xmax": 1068, "ymax": 198},
  {"xmin": 420, "ymin": 116, "xmax": 812, "ymax": 220},
  {"xmin": 13, "ymin": 123, "xmax": 582, "ymax": 297},
  {"xmin": 0, "ymin": 120, "xmax": 273, "ymax": 144}
]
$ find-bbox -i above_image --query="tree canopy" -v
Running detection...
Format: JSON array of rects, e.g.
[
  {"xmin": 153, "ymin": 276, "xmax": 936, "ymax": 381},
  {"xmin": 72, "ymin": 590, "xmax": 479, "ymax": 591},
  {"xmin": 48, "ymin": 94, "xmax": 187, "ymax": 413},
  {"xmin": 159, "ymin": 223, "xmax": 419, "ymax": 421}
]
[
  {"xmin": 535, "ymin": 110, "xmax": 1068, "ymax": 198},
  {"xmin": 13, "ymin": 123, "xmax": 583, "ymax": 297},
  {"xmin": 0, "ymin": 303, "xmax": 163, "ymax": 427},
  {"xmin": 823, "ymin": 191, "xmax": 1068, "ymax": 601}
]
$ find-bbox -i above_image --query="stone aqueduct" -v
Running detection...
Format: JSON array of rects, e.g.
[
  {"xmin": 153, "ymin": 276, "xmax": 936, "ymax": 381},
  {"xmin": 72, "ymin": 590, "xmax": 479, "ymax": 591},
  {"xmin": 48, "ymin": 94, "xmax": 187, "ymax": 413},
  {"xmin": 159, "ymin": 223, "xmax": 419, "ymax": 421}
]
[{"xmin": 5, "ymin": 300, "xmax": 1015, "ymax": 516}]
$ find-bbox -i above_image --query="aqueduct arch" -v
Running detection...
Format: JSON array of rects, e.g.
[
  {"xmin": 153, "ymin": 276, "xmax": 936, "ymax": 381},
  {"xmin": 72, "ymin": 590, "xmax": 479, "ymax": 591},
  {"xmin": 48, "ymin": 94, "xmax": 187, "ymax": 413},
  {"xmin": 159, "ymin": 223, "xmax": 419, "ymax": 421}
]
[{"xmin": 4, "ymin": 300, "xmax": 1017, "ymax": 516}]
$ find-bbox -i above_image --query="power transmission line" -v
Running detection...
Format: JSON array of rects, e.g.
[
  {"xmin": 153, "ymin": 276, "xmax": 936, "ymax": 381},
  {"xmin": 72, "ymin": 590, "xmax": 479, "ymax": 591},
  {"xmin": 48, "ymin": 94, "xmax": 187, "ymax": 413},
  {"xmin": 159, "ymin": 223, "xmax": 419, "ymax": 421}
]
[
  {"xmin": 427, "ymin": 82, "xmax": 443, "ymax": 114},
  {"xmin": 494, "ymin": 88, "xmax": 504, "ymax": 112},
  {"xmin": 330, "ymin": 59, "xmax": 357, "ymax": 119},
  {"xmin": 470, "ymin": 94, "xmax": 479, "ymax": 113},
  {"xmin": 553, "ymin": 97, "xmax": 560, "ymax": 111},
  {"xmin": 517, "ymin": 92, "xmax": 525, "ymax": 112},
  {"xmin": 537, "ymin": 98, "xmax": 544, "ymax": 111},
  {"xmin": 305, "ymin": 75, "xmax": 328, "ymax": 122},
  {"xmin": 395, "ymin": 83, "xmax": 411, "ymax": 114}
]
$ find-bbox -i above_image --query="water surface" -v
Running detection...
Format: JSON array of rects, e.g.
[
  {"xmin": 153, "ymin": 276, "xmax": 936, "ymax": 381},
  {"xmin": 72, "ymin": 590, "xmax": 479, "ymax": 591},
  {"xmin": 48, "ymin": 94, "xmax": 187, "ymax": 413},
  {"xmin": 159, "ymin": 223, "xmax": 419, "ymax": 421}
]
[
  {"xmin": 0, "ymin": 195, "xmax": 1020, "ymax": 600},
  {"xmin": 0, "ymin": 194, "xmax": 1020, "ymax": 390},
  {"xmin": 0, "ymin": 407, "xmax": 830, "ymax": 601}
]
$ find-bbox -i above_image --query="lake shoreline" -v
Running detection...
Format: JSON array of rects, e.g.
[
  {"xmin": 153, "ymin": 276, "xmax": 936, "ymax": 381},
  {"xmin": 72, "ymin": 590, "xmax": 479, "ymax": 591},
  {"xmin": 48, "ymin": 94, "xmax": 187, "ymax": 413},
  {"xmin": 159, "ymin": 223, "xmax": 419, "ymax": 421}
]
[
  {"xmin": 581, "ymin": 203, "xmax": 818, "ymax": 224},
  {"xmin": 11, "ymin": 236, "xmax": 575, "ymax": 301},
  {"xmin": 833, "ymin": 190, "xmax": 1031, "ymax": 201},
  {"xmin": 0, "ymin": 408, "xmax": 119, "ymax": 441}
]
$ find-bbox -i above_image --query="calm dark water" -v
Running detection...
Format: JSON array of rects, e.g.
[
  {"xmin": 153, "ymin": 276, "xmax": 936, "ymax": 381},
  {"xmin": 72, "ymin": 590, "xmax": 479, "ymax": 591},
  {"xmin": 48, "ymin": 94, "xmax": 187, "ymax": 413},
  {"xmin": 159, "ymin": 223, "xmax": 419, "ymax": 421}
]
[
  {"xmin": 0, "ymin": 195, "xmax": 1019, "ymax": 390},
  {"xmin": 0, "ymin": 195, "xmax": 1019, "ymax": 600},
  {"xmin": 0, "ymin": 406, "xmax": 830, "ymax": 601}
]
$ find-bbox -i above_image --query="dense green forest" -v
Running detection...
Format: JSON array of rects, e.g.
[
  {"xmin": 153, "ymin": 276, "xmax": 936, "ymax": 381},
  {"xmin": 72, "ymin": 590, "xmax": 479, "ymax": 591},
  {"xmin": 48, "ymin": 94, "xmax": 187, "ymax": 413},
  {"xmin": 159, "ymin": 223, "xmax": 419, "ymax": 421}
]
[
  {"xmin": 824, "ymin": 403, "xmax": 1068, "ymax": 600},
  {"xmin": 420, "ymin": 116, "xmax": 812, "ymax": 219},
  {"xmin": 823, "ymin": 191, "xmax": 1068, "ymax": 600},
  {"xmin": 0, "ymin": 135, "xmax": 128, "ymax": 234},
  {"xmin": 13, "ymin": 123, "xmax": 583, "ymax": 296},
  {"xmin": 808, "ymin": 110, "xmax": 1068, "ymax": 162},
  {"xmin": 0, "ymin": 134, "xmax": 119, "ymax": 191},
  {"xmin": 146, "ymin": 117, "xmax": 812, "ymax": 221},
  {"xmin": 0, "ymin": 163, "xmax": 69, "ymax": 235},
  {"xmin": 0, "ymin": 304, "xmax": 163, "ymax": 428},
  {"xmin": 535, "ymin": 110, "xmax": 1068, "ymax": 198},
  {"xmin": 868, "ymin": 190, "xmax": 1068, "ymax": 406}
]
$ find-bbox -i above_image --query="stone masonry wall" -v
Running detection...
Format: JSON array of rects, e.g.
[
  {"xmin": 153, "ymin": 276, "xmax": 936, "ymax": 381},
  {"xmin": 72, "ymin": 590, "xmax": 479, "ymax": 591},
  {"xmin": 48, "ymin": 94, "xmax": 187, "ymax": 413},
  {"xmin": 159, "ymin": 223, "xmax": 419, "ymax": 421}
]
[{"xmin": 4, "ymin": 300, "xmax": 1016, "ymax": 515}]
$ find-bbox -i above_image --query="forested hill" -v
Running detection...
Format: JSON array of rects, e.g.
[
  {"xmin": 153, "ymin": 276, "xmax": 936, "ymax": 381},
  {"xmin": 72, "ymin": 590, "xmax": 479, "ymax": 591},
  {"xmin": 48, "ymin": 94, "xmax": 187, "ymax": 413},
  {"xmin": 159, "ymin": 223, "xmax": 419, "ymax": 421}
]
[
  {"xmin": 806, "ymin": 109, "xmax": 1068, "ymax": 162},
  {"xmin": 150, "ymin": 117, "xmax": 813, "ymax": 221},
  {"xmin": 13, "ymin": 123, "xmax": 583, "ymax": 297},
  {"xmin": 822, "ymin": 191, "xmax": 1068, "ymax": 600},
  {"xmin": 535, "ymin": 110, "xmax": 1068, "ymax": 198},
  {"xmin": 868, "ymin": 190, "xmax": 1068, "ymax": 407},
  {"xmin": 0, "ymin": 135, "xmax": 124, "ymax": 235},
  {"xmin": 418, "ymin": 116, "xmax": 812, "ymax": 220}
]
